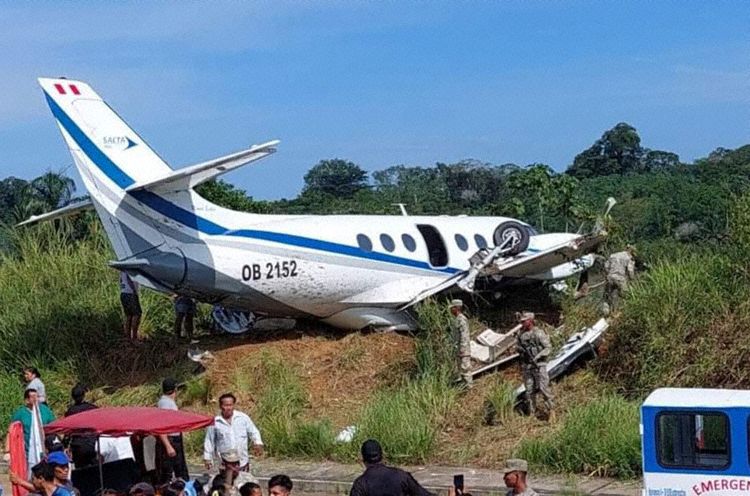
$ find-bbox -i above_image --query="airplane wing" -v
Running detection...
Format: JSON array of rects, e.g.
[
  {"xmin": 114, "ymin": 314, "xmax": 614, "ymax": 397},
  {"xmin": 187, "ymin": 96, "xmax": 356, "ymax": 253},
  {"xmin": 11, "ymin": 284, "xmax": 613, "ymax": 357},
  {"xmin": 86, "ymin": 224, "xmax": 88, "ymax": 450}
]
[
  {"xmin": 477, "ymin": 231, "xmax": 604, "ymax": 279},
  {"xmin": 125, "ymin": 140, "xmax": 279, "ymax": 194},
  {"xmin": 399, "ymin": 231, "xmax": 606, "ymax": 311},
  {"xmin": 16, "ymin": 199, "xmax": 94, "ymax": 227}
]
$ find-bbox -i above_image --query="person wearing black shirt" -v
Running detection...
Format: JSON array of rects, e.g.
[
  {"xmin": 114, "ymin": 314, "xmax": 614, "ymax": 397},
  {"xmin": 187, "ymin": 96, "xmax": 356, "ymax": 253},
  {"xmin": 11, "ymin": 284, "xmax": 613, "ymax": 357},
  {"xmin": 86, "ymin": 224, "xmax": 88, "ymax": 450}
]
[
  {"xmin": 349, "ymin": 440, "xmax": 434, "ymax": 496},
  {"xmin": 64, "ymin": 384, "xmax": 98, "ymax": 468}
]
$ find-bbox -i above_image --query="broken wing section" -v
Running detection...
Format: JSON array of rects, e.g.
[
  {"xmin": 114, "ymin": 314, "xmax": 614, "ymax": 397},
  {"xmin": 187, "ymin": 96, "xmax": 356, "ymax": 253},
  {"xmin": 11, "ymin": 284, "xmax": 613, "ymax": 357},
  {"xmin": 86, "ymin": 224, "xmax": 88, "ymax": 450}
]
[
  {"xmin": 399, "ymin": 230, "xmax": 606, "ymax": 310},
  {"xmin": 457, "ymin": 231, "xmax": 605, "ymax": 291}
]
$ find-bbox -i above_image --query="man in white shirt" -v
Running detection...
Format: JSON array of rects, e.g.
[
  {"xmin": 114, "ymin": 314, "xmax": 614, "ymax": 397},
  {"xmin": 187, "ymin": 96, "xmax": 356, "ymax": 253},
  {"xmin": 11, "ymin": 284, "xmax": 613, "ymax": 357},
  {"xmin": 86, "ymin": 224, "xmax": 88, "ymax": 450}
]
[
  {"xmin": 203, "ymin": 393, "xmax": 264, "ymax": 472},
  {"xmin": 119, "ymin": 272, "xmax": 142, "ymax": 340}
]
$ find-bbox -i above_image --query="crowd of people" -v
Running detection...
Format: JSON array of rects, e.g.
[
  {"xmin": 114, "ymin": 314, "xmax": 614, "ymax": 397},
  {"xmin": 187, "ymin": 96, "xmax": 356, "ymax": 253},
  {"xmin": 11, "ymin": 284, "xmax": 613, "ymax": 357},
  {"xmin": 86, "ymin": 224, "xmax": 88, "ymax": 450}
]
[
  {"xmin": 2, "ymin": 370, "xmax": 540, "ymax": 496},
  {"xmin": 3, "ymin": 374, "xmax": 293, "ymax": 496}
]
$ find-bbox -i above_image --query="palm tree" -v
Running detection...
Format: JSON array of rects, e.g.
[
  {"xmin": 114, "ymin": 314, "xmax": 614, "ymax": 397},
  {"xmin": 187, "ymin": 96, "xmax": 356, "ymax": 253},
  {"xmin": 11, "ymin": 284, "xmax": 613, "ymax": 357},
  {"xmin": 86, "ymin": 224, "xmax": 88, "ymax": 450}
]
[{"xmin": 22, "ymin": 170, "xmax": 76, "ymax": 217}]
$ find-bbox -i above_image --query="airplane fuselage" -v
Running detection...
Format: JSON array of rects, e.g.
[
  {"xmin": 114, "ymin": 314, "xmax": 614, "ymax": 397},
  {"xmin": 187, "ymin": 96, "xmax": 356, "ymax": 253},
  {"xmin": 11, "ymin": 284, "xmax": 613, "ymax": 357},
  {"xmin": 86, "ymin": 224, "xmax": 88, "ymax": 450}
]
[{"xmin": 38, "ymin": 77, "xmax": 594, "ymax": 330}]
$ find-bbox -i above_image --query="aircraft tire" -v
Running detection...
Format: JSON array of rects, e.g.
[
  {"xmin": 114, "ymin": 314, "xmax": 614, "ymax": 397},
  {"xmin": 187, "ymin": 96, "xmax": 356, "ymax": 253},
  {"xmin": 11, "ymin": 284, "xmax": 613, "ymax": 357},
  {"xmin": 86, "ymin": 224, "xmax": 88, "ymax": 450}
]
[{"xmin": 493, "ymin": 221, "xmax": 530, "ymax": 255}]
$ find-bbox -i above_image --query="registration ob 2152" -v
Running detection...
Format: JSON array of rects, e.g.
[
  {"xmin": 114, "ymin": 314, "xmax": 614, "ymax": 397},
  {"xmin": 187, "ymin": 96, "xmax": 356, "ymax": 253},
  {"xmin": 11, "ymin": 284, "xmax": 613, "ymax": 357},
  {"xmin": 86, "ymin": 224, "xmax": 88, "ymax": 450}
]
[{"xmin": 242, "ymin": 261, "xmax": 299, "ymax": 281}]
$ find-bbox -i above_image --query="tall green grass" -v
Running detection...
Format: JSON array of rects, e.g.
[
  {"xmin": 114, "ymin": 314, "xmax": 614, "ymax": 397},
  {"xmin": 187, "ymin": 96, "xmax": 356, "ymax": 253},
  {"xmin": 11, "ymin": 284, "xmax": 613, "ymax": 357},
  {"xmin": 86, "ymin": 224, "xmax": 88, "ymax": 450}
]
[
  {"xmin": 329, "ymin": 299, "xmax": 462, "ymax": 463},
  {"xmin": 413, "ymin": 298, "xmax": 458, "ymax": 382},
  {"xmin": 0, "ymin": 223, "xmax": 174, "ymax": 372},
  {"xmin": 517, "ymin": 394, "xmax": 641, "ymax": 478},
  {"xmin": 0, "ymin": 222, "xmax": 177, "ymax": 429},
  {"xmin": 483, "ymin": 378, "xmax": 517, "ymax": 426},
  {"xmin": 600, "ymin": 252, "xmax": 750, "ymax": 392}
]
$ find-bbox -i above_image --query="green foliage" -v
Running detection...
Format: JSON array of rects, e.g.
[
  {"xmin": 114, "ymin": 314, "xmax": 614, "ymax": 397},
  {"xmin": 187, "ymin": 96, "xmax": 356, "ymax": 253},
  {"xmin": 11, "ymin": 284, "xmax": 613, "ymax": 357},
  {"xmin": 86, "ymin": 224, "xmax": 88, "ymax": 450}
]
[
  {"xmin": 195, "ymin": 180, "xmax": 270, "ymax": 213},
  {"xmin": 414, "ymin": 299, "xmax": 457, "ymax": 381},
  {"xmin": 599, "ymin": 214, "xmax": 750, "ymax": 392},
  {"xmin": 0, "ymin": 373, "xmax": 23, "ymax": 432},
  {"xmin": 517, "ymin": 394, "xmax": 641, "ymax": 478},
  {"xmin": 303, "ymin": 159, "xmax": 369, "ymax": 197},
  {"xmin": 0, "ymin": 170, "xmax": 77, "ymax": 225},
  {"xmin": 568, "ymin": 123, "xmax": 644, "ymax": 178},
  {"xmin": 0, "ymin": 223, "xmax": 172, "ymax": 374},
  {"xmin": 483, "ymin": 378, "xmax": 517, "ymax": 426},
  {"xmin": 182, "ymin": 375, "xmax": 211, "ymax": 406}
]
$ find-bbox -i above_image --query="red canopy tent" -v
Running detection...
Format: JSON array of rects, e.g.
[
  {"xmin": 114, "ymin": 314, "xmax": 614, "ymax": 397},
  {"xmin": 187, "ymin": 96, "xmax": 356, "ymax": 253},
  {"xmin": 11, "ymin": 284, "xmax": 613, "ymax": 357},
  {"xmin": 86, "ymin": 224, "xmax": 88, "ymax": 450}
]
[
  {"xmin": 44, "ymin": 407, "xmax": 214, "ymax": 496},
  {"xmin": 44, "ymin": 406, "xmax": 214, "ymax": 436}
]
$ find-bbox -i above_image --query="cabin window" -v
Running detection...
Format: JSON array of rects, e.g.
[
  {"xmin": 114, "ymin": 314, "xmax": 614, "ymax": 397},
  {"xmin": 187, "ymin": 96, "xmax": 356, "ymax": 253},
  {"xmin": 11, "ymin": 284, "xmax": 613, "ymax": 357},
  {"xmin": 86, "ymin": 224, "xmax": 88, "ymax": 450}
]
[
  {"xmin": 474, "ymin": 234, "xmax": 488, "ymax": 249},
  {"xmin": 402, "ymin": 234, "xmax": 417, "ymax": 252},
  {"xmin": 357, "ymin": 234, "xmax": 373, "ymax": 252},
  {"xmin": 455, "ymin": 234, "xmax": 469, "ymax": 251},
  {"xmin": 657, "ymin": 412, "xmax": 729, "ymax": 469},
  {"xmin": 380, "ymin": 234, "xmax": 396, "ymax": 252}
]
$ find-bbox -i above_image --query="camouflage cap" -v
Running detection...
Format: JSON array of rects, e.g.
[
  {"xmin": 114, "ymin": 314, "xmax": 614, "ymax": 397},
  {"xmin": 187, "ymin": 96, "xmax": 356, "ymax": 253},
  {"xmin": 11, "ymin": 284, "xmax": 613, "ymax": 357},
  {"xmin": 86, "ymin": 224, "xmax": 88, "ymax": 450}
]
[
  {"xmin": 449, "ymin": 299, "xmax": 463, "ymax": 308},
  {"xmin": 519, "ymin": 311, "xmax": 535, "ymax": 322},
  {"xmin": 503, "ymin": 458, "xmax": 529, "ymax": 474}
]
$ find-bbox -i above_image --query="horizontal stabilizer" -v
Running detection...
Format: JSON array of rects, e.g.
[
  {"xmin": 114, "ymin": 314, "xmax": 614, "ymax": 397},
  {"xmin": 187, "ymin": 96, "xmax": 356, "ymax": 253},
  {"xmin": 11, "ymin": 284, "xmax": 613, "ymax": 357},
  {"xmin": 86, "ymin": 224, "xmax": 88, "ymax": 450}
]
[
  {"xmin": 125, "ymin": 140, "xmax": 279, "ymax": 194},
  {"xmin": 16, "ymin": 199, "xmax": 94, "ymax": 227}
]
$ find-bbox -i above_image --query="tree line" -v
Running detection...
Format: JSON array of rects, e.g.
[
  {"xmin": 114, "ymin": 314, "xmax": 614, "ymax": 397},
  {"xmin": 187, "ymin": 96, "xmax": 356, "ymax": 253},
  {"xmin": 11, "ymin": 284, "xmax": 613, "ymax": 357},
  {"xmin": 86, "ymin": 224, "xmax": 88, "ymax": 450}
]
[{"xmin": 4, "ymin": 122, "xmax": 750, "ymax": 252}]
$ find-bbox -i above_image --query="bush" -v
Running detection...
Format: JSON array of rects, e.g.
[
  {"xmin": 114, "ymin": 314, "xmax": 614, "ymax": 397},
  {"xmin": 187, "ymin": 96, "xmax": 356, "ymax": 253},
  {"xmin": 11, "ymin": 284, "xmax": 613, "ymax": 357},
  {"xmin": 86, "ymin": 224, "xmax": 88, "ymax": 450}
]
[
  {"xmin": 517, "ymin": 395, "xmax": 641, "ymax": 478},
  {"xmin": 353, "ymin": 385, "xmax": 438, "ymax": 463},
  {"xmin": 414, "ymin": 299, "xmax": 457, "ymax": 382},
  {"xmin": 0, "ymin": 223, "xmax": 174, "ymax": 376},
  {"xmin": 483, "ymin": 378, "xmax": 516, "ymax": 426},
  {"xmin": 599, "ymin": 251, "xmax": 750, "ymax": 392}
]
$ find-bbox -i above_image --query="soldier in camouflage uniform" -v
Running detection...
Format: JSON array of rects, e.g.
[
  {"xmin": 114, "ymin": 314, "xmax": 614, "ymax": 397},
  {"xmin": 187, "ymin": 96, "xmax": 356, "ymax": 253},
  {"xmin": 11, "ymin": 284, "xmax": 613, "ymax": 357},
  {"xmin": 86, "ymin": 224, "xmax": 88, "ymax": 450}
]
[
  {"xmin": 603, "ymin": 245, "xmax": 636, "ymax": 314},
  {"xmin": 503, "ymin": 459, "xmax": 538, "ymax": 496},
  {"xmin": 516, "ymin": 312, "xmax": 552, "ymax": 418},
  {"xmin": 449, "ymin": 299, "xmax": 472, "ymax": 387}
]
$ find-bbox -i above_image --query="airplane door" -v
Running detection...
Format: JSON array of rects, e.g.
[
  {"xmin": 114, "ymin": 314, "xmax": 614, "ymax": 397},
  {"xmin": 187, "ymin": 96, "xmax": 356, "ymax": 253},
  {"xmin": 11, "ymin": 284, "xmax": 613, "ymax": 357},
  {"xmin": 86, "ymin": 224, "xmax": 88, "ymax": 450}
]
[{"xmin": 416, "ymin": 224, "xmax": 448, "ymax": 268}]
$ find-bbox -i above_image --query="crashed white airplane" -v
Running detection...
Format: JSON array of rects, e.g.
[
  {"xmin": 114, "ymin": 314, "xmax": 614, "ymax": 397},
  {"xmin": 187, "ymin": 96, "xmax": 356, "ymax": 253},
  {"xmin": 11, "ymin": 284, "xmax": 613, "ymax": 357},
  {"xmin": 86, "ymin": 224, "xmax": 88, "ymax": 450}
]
[{"xmin": 27, "ymin": 78, "xmax": 605, "ymax": 330}]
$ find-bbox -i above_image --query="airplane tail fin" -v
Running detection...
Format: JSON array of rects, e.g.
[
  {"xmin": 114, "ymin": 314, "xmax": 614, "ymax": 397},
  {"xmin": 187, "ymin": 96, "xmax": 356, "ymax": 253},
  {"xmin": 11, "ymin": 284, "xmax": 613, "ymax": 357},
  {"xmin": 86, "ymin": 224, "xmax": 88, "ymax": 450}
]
[
  {"xmin": 38, "ymin": 77, "xmax": 277, "ymax": 290},
  {"xmin": 38, "ymin": 77, "xmax": 180, "ymax": 263},
  {"xmin": 38, "ymin": 77, "xmax": 173, "ymax": 189}
]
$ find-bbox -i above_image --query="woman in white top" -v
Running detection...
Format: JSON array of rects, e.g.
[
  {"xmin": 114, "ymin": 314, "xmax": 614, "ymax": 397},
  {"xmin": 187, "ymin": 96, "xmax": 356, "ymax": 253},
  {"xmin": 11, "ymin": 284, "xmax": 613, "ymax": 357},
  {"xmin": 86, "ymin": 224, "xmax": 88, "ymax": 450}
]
[{"xmin": 24, "ymin": 367, "xmax": 46, "ymax": 403}]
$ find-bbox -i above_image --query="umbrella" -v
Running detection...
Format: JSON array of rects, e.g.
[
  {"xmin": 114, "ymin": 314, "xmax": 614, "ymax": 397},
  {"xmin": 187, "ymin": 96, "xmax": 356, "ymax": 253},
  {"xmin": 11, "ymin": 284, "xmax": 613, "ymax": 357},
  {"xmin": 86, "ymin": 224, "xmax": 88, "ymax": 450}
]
[
  {"xmin": 44, "ymin": 406, "xmax": 213, "ymax": 437},
  {"xmin": 44, "ymin": 407, "xmax": 213, "ymax": 494}
]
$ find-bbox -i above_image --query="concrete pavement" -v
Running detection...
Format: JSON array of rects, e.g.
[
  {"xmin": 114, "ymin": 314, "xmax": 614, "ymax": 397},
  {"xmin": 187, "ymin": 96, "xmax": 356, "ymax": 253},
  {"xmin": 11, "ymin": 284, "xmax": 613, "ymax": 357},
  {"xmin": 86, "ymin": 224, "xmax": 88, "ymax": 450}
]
[{"xmin": 1, "ymin": 459, "xmax": 642, "ymax": 496}]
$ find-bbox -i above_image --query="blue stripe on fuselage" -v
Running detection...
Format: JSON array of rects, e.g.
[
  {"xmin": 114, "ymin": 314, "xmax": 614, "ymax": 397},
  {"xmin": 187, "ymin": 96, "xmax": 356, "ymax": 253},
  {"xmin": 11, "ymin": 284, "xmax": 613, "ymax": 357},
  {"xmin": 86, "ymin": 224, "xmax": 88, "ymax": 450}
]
[{"xmin": 44, "ymin": 91, "xmax": 459, "ymax": 274}]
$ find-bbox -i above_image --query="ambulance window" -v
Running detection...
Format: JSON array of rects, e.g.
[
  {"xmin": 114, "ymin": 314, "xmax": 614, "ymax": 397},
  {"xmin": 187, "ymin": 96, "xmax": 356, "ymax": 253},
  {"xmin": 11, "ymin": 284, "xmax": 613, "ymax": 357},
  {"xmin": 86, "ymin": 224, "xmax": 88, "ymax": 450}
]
[
  {"xmin": 455, "ymin": 234, "xmax": 469, "ymax": 251},
  {"xmin": 657, "ymin": 412, "xmax": 729, "ymax": 469},
  {"xmin": 402, "ymin": 234, "xmax": 417, "ymax": 252},
  {"xmin": 357, "ymin": 234, "xmax": 373, "ymax": 252},
  {"xmin": 380, "ymin": 234, "xmax": 396, "ymax": 252}
]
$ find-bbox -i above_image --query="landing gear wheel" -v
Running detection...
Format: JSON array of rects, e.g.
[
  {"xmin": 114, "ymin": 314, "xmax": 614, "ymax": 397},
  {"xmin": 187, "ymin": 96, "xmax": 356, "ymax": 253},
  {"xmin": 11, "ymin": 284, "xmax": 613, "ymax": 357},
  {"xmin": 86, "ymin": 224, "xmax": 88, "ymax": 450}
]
[{"xmin": 493, "ymin": 221, "xmax": 530, "ymax": 256}]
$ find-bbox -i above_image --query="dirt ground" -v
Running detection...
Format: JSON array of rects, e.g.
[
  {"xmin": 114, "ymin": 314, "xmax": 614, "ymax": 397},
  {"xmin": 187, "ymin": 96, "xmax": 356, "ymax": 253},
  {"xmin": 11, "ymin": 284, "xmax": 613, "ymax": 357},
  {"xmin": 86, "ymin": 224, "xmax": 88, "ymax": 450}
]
[
  {"xmin": 204, "ymin": 329, "xmax": 416, "ymax": 427},
  {"xmin": 194, "ymin": 315, "xmax": 603, "ymax": 469}
]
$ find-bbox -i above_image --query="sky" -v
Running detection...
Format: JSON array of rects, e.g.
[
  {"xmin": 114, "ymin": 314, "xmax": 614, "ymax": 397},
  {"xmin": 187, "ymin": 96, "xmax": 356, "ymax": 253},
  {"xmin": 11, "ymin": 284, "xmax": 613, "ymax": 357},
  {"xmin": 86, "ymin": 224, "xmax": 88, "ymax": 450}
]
[{"xmin": 2, "ymin": 1, "xmax": 750, "ymax": 200}]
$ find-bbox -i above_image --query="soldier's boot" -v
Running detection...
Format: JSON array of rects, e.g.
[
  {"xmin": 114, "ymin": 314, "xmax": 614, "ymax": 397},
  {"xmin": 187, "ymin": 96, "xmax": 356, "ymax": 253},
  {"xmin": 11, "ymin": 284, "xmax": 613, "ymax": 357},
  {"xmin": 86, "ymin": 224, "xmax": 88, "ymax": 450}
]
[{"xmin": 524, "ymin": 393, "xmax": 535, "ymax": 417}]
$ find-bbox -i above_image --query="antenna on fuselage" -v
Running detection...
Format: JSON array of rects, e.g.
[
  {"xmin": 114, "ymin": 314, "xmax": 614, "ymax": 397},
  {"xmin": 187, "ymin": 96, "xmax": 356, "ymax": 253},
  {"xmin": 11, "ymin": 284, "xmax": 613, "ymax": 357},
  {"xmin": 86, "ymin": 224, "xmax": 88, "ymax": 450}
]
[{"xmin": 392, "ymin": 203, "xmax": 409, "ymax": 216}]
